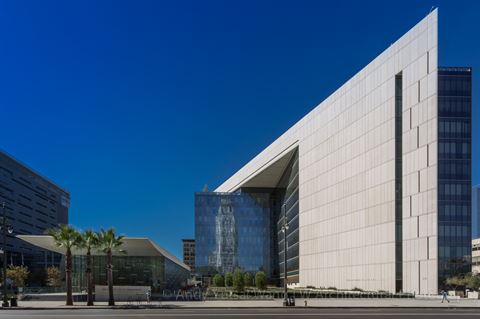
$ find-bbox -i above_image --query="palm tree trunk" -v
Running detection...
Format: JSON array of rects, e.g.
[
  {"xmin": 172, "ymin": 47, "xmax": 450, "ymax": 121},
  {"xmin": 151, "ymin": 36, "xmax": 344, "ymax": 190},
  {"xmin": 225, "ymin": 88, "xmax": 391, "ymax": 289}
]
[
  {"xmin": 86, "ymin": 249, "xmax": 93, "ymax": 306},
  {"xmin": 107, "ymin": 250, "xmax": 114, "ymax": 306},
  {"xmin": 66, "ymin": 250, "xmax": 73, "ymax": 306}
]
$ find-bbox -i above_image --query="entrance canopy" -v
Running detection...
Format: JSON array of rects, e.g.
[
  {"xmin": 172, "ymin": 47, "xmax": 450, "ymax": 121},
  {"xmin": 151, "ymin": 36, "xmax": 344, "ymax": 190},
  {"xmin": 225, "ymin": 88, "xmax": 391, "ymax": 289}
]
[{"xmin": 17, "ymin": 235, "xmax": 190, "ymax": 271}]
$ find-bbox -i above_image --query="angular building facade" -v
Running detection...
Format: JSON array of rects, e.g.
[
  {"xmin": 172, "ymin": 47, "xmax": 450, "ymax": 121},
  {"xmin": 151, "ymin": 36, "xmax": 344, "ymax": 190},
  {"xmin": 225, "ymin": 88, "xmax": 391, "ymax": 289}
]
[
  {"xmin": 0, "ymin": 150, "xmax": 69, "ymax": 281},
  {"xmin": 195, "ymin": 10, "xmax": 472, "ymax": 294}
]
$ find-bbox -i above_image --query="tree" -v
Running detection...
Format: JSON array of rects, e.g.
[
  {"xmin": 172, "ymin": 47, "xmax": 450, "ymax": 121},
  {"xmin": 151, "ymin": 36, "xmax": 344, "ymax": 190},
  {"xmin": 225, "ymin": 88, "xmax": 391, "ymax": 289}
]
[
  {"xmin": 465, "ymin": 273, "xmax": 480, "ymax": 291},
  {"xmin": 46, "ymin": 266, "xmax": 62, "ymax": 287},
  {"xmin": 6, "ymin": 265, "xmax": 29, "ymax": 287},
  {"xmin": 48, "ymin": 224, "xmax": 81, "ymax": 306},
  {"xmin": 255, "ymin": 271, "xmax": 267, "ymax": 290},
  {"xmin": 97, "ymin": 228, "xmax": 125, "ymax": 306},
  {"xmin": 446, "ymin": 275, "xmax": 467, "ymax": 291},
  {"xmin": 79, "ymin": 230, "xmax": 98, "ymax": 306},
  {"xmin": 233, "ymin": 268, "xmax": 244, "ymax": 293},
  {"xmin": 225, "ymin": 272, "xmax": 233, "ymax": 287},
  {"xmin": 213, "ymin": 274, "xmax": 224, "ymax": 287},
  {"xmin": 244, "ymin": 272, "xmax": 254, "ymax": 287}
]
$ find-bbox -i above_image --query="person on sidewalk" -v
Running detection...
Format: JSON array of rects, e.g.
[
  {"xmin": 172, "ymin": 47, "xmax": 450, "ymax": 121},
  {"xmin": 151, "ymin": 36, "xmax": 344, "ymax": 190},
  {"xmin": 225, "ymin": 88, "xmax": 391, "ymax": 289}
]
[
  {"xmin": 440, "ymin": 290, "xmax": 450, "ymax": 303},
  {"xmin": 146, "ymin": 288, "xmax": 152, "ymax": 304}
]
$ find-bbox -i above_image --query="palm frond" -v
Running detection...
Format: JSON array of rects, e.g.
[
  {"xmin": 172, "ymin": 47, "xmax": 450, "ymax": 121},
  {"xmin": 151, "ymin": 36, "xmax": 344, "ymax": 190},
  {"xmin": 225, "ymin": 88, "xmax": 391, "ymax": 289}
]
[
  {"xmin": 96, "ymin": 228, "xmax": 126, "ymax": 255},
  {"xmin": 47, "ymin": 224, "xmax": 81, "ymax": 250}
]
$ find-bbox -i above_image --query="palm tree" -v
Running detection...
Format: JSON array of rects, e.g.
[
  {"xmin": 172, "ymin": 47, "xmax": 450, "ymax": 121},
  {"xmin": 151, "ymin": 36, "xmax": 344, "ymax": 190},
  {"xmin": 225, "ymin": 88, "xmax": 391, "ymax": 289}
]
[
  {"xmin": 47, "ymin": 225, "xmax": 81, "ymax": 306},
  {"xmin": 97, "ymin": 228, "xmax": 124, "ymax": 306},
  {"xmin": 79, "ymin": 230, "xmax": 98, "ymax": 306}
]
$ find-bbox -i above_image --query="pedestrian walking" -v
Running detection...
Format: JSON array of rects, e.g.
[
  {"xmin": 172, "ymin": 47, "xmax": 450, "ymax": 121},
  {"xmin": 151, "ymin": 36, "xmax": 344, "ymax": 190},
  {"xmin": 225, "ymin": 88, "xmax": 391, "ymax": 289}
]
[
  {"xmin": 440, "ymin": 290, "xmax": 450, "ymax": 303},
  {"xmin": 146, "ymin": 288, "xmax": 152, "ymax": 303}
]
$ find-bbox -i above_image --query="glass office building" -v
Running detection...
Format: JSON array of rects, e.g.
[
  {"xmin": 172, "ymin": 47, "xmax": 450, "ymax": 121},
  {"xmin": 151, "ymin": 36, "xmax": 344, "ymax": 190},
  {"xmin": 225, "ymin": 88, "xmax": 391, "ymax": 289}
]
[
  {"xmin": 437, "ymin": 67, "xmax": 472, "ymax": 285},
  {"xmin": 0, "ymin": 150, "xmax": 69, "ymax": 284}
]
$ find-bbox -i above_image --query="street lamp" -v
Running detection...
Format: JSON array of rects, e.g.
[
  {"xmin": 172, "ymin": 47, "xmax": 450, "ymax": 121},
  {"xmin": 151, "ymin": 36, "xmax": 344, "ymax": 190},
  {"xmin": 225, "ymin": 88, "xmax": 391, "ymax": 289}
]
[
  {"xmin": 280, "ymin": 203, "xmax": 289, "ymax": 306},
  {"xmin": 1, "ymin": 202, "xmax": 13, "ymax": 308}
]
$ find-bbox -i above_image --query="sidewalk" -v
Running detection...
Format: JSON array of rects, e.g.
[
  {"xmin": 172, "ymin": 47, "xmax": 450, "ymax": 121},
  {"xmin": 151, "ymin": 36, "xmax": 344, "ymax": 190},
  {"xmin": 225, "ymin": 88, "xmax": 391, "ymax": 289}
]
[{"xmin": 7, "ymin": 298, "xmax": 480, "ymax": 309}]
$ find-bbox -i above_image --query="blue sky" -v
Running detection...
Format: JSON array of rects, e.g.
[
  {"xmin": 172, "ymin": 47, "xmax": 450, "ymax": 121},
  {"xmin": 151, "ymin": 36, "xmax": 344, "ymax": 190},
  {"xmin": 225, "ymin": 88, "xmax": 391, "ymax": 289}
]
[{"xmin": 1, "ymin": 0, "xmax": 478, "ymax": 258}]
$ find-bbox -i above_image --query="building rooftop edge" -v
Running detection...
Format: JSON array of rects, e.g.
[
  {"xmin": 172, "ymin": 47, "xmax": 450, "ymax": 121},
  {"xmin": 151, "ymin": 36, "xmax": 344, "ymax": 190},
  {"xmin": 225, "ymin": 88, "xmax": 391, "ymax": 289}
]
[
  {"xmin": 214, "ymin": 9, "xmax": 438, "ymax": 192},
  {"xmin": 0, "ymin": 149, "xmax": 69, "ymax": 195}
]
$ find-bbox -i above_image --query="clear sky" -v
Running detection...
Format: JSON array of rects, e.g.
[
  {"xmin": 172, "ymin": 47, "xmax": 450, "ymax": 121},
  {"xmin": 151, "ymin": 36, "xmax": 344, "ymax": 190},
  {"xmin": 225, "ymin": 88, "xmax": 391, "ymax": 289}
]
[{"xmin": 1, "ymin": 0, "xmax": 478, "ymax": 259}]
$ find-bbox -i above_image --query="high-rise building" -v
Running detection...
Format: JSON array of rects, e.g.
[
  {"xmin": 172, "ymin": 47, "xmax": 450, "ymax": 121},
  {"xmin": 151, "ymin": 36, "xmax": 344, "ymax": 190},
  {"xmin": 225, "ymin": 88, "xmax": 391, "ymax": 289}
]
[
  {"xmin": 472, "ymin": 238, "xmax": 480, "ymax": 274},
  {"xmin": 182, "ymin": 239, "xmax": 196, "ymax": 273},
  {"xmin": 0, "ymin": 150, "xmax": 69, "ymax": 281},
  {"xmin": 473, "ymin": 185, "xmax": 480, "ymax": 238},
  {"xmin": 195, "ymin": 10, "xmax": 473, "ymax": 294}
]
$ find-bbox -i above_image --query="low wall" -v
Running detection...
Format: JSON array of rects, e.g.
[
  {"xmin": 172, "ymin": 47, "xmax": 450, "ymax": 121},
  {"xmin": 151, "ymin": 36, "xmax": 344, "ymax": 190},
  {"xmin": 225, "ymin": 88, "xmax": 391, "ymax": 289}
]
[{"xmin": 94, "ymin": 285, "xmax": 150, "ymax": 302}]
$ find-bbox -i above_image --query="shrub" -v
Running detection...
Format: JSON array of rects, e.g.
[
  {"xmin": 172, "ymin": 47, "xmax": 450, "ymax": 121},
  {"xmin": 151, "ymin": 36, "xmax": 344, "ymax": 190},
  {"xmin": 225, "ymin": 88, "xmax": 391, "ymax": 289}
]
[
  {"xmin": 225, "ymin": 272, "xmax": 233, "ymax": 287},
  {"xmin": 233, "ymin": 268, "xmax": 244, "ymax": 293},
  {"xmin": 244, "ymin": 272, "xmax": 254, "ymax": 287},
  {"xmin": 255, "ymin": 271, "xmax": 267, "ymax": 290},
  {"xmin": 352, "ymin": 287, "xmax": 364, "ymax": 292},
  {"xmin": 7, "ymin": 265, "xmax": 30, "ymax": 287},
  {"xmin": 327, "ymin": 286, "xmax": 337, "ymax": 290},
  {"xmin": 213, "ymin": 274, "xmax": 224, "ymax": 287},
  {"xmin": 46, "ymin": 266, "xmax": 62, "ymax": 287}
]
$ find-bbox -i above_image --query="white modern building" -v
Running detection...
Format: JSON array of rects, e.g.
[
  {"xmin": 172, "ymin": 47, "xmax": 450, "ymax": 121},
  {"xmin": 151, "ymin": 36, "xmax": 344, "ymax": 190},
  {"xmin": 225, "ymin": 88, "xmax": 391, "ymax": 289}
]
[{"xmin": 196, "ymin": 9, "xmax": 472, "ymax": 295}]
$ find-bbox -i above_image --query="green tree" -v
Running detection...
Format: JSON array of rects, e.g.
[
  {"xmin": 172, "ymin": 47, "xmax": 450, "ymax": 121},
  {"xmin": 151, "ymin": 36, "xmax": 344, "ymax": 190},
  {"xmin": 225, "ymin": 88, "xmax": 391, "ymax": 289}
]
[
  {"xmin": 46, "ymin": 266, "xmax": 62, "ymax": 287},
  {"xmin": 48, "ymin": 224, "xmax": 81, "ymax": 306},
  {"xmin": 255, "ymin": 271, "xmax": 267, "ymax": 290},
  {"xmin": 79, "ymin": 230, "xmax": 99, "ymax": 306},
  {"xmin": 446, "ymin": 275, "xmax": 467, "ymax": 290},
  {"xmin": 213, "ymin": 274, "xmax": 224, "ymax": 287},
  {"xmin": 225, "ymin": 272, "xmax": 233, "ymax": 287},
  {"xmin": 465, "ymin": 273, "xmax": 480, "ymax": 291},
  {"xmin": 97, "ymin": 228, "xmax": 125, "ymax": 306},
  {"xmin": 233, "ymin": 268, "xmax": 244, "ymax": 293},
  {"xmin": 244, "ymin": 272, "xmax": 254, "ymax": 287},
  {"xmin": 6, "ymin": 265, "xmax": 29, "ymax": 287}
]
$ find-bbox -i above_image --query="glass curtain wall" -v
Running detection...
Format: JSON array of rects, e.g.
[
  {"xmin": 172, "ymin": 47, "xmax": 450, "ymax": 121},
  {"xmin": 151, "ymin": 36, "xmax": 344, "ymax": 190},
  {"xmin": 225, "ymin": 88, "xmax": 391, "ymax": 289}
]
[
  {"xmin": 437, "ymin": 67, "xmax": 472, "ymax": 287},
  {"xmin": 195, "ymin": 191, "xmax": 273, "ymax": 278},
  {"xmin": 276, "ymin": 150, "xmax": 300, "ymax": 285},
  {"xmin": 195, "ymin": 150, "xmax": 299, "ymax": 285},
  {"xmin": 73, "ymin": 255, "xmax": 188, "ymax": 292}
]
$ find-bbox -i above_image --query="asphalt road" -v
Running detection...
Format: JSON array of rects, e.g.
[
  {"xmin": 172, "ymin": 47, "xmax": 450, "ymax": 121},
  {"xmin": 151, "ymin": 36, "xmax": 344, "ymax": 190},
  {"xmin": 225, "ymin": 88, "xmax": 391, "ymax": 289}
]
[{"xmin": 1, "ymin": 308, "xmax": 480, "ymax": 319}]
